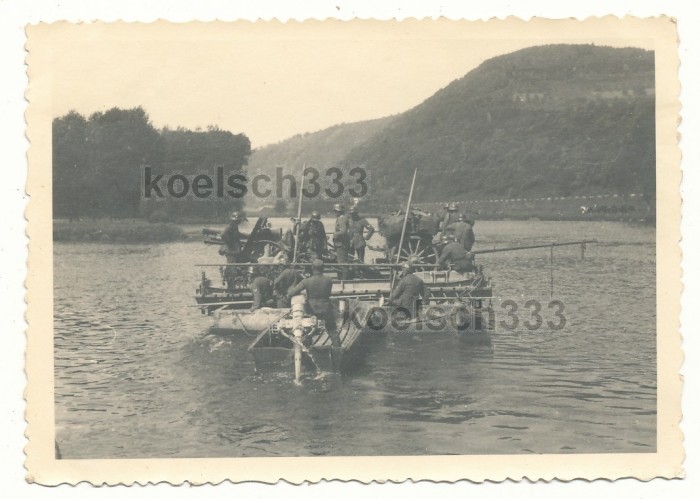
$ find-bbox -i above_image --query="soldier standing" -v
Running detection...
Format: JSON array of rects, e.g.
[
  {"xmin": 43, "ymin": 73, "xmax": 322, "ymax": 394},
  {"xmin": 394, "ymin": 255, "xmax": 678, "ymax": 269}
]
[
  {"xmin": 348, "ymin": 206, "xmax": 375, "ymax": 262},
  {"xmin": 220, "ymin": 211, "xmax": 244, "ymax": 263},
  {"xmin": 332, "ymin": 203, "xmax": 351, "ymax": 279},
  {"xmin": 306, "ymin": 210, "xmax": 328, "ymax": 259},
  {"xmin": 387, "ymin": 260, "xmax": 425, "ymax": 319},
  {"xmin": 220, "ymin": 211, "xmax": 248, "ymax": 290},
  {"xmin": 287, "ymin": 259, "xmax": 342, "ymax": 352}
]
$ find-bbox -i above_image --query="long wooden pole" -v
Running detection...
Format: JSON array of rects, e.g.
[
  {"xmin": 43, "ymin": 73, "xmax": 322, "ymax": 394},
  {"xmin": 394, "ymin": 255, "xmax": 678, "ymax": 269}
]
[
  {"xmin": 197, "ymin": 240, "xmax": 598, "ymax": 267},
  {"xmin": 395, "ymin": 168, "xmax": 418, "ymax": 265},
  {"xmin": 292, "ymin": 163, "xmax": 306, "ymax": 264},
  {"xmin": 472, "ymin": 239, "xmax": 597, "ymax": 255}
]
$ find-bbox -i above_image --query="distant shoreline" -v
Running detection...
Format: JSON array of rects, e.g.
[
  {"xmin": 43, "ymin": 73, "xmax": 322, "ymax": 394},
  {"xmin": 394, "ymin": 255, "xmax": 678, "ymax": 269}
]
[{"xmin": 52, "ymin": 215, "xmax": 653, "ymax": 244}]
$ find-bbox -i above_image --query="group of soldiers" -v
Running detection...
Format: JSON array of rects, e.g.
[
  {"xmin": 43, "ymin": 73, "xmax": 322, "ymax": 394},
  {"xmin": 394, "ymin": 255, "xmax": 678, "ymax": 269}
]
[
  {"xmin": 217, "ymin": 201, "xmax": 478, "ymax": 341},
  {"xmin": 291, "ymin": 203, "xmax": 375, "ymax": 263},
  {"xmin": 385, "ymin": 204, "xmax": 478, "ymax": 319},
  {"xmin": 247, "ymin": 258, "xmax": 341, "ymax": 348},
  {"xmin": 329, "ymin": 203, "xmax": 375, "ymax": 279},
  {"xmin": 437, "ymin": 202, "xmax": 477, "ymax": 273}
]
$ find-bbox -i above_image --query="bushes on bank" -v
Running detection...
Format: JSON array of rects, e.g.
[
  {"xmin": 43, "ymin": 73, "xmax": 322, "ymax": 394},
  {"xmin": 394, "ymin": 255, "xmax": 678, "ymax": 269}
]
[{"xmin": 53, "ymin": 220, "xmax": 187, "ymax": 243}]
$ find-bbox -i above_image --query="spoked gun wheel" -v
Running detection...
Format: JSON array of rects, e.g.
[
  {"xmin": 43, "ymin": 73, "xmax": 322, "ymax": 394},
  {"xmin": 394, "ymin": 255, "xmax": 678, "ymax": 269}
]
[{"xmin": 395, "ymin": 235, "xmax": 438, "ymax": 267}]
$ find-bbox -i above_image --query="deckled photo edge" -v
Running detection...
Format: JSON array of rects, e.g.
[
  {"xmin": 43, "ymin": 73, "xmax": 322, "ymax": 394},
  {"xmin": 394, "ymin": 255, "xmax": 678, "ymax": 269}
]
[{"xmin": 23, "ymin": 16, "xmax": 683, "ymax": 485}]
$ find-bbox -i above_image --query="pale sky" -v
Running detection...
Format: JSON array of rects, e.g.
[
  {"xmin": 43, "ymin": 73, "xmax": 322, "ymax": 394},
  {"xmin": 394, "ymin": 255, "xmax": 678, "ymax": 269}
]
[{"xmin": 46, "ymin": 20, "xmax": 654, "ymax": 148}]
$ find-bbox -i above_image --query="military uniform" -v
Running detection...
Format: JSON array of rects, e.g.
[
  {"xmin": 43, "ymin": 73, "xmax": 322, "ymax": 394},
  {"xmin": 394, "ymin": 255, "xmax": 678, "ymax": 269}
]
[
  {"xmin": 349, "ymin": 215, "xmax": 375, "ymax": 262},
  {"xmin": 273, "ymin": 268, "xmax": 302, "ymax": 308},
  {"xmin": 463, "ymin": 224, "xmax": 475, "ymax": 252},
  {"xmin": 438, "ymin": 241, "xmax": 476, "ymax": 273},
  {"xmin": 440, "ymin": 211, "xmax": 459, "ymax": 233},
  {"xmin": 250, "ymin": 275, "xmax": 274, "ymax": 310},
  {"xmin": 287, "ymin": 273, "xmax": 340, "ymax": 347},
  {"xmin": 445, "ymin": 221, "xmax": 474, "ymax": 251},
  {"xmin": 306, "ymin": 219, "xmax": 328, "ymax": 259},
  {"xmin": 281, "ymin": 228, "xmax": 296, "ymax": 255},
  {"xmin": 220, "ymin": 220, "xmax": 242, "ymax": 263},
  {"xmin": 388, "ymin": 273, "xmax": 424, "ymax": 319},
  {"xmin": 333, "ymin": 213, "xmax": 351, "ymax": 279}
]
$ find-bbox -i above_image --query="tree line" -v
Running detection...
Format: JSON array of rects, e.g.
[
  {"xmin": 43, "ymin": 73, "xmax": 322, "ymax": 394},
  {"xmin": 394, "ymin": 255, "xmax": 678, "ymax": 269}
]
[{"xmin": 53, "ymin": 107, "xmax": 251, "ymax": 221}]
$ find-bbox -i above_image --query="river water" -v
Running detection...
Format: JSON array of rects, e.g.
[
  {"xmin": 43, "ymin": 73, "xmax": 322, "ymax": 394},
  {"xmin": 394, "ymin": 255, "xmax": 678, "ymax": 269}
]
[{"xmin": 53, "ymin": 220, "xmax": 656, "ymax": 458}]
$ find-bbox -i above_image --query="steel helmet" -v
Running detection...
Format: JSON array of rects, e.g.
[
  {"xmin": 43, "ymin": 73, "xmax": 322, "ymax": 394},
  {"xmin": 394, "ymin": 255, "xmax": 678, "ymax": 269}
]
[
  {"xmin": 311, "ymin": 210, "xmax": 321, "ymax": 220},
  {"xmin": 333, "ymin": 203, "xmax": 344, "ymax": 212},
  {"xmin": 312, "ymin": 259, "xmax": 324, "ymax": 271}
]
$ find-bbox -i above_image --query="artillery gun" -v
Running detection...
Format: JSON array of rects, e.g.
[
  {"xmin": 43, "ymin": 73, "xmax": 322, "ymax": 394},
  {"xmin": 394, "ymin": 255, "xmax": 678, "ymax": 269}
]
[{"xmin": 376, "ymin": 208, "xmax": 441, "ymax": 267}]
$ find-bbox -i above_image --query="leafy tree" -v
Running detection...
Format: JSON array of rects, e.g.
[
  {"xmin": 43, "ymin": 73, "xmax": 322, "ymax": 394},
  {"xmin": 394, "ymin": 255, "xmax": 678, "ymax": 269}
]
[{"xmin": 53, "ymin": 108, "xmax": 251, "ymax": 221}]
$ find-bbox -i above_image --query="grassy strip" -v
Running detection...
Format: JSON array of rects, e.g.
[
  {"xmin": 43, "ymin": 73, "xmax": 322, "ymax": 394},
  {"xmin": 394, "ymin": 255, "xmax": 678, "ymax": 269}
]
[{"xmin": 53, "ymin": 220, "xmax": 187, "ymax": 243}]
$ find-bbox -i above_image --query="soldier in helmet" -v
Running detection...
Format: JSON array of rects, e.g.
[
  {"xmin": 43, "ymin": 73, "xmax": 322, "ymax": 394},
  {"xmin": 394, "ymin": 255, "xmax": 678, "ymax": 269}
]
[
  {"xmin": 331, "ymin": 203, "xmax": 351, "ymax": 279},
  {"xmin": 220, "ymin": 211, "xmax": 245, "ymax": 263},
  {"xmin": 387, "ymin": 260, "xmax": 425, "ymax": 319},
  {"xmin": 220, "ymin": 211, "xmax": 249, "ymax": 290},
  {"xmin": 439, "ymin": 202, "xmax": 460, "ymax": 234},
  {"xmin": 305, "ymin": 210, "xmax": 328, "ymax": 259},
  {"xmin": 438, "ymin": 233, "xmax": 476, "ymax": 274},
  {"xmin": 347, "ymin": 206, "xmax": 375, "ymax": 262},
  {"xmin": 249, "ymin": 266, "xmax": 274, "ymax": 310},
  {"xmin": 446, "ymin": 213, "xmax": 475, "ymax": 250}
]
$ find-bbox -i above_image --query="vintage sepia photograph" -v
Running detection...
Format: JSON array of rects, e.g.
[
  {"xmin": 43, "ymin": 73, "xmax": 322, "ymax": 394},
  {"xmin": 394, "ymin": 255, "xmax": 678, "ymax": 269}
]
[{"xmin": 23, "ymin": 17, "xmax": 682, "ymax": 484}]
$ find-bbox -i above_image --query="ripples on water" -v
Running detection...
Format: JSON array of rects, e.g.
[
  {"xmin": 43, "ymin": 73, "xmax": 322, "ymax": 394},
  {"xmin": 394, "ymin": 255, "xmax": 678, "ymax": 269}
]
[{"xmin": 54, "ymin": 221, "xmax": 656, "ymax": 458}]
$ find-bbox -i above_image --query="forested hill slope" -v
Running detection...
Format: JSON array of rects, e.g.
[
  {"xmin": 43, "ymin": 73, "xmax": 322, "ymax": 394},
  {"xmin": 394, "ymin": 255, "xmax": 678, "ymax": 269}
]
[
  {"xmin": 339, "ymin": 44, "xmax": 655, "ymax": 209},
  {"xmin": 245, "ymin": 116, "xmax": 394, "ymax": 207}
]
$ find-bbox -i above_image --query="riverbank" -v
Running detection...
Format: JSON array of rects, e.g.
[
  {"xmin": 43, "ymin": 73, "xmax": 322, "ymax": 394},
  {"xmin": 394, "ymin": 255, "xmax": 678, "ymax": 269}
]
[{"xmin": 53, "ymin": 219, "xmax": 187, "ymax": 243}]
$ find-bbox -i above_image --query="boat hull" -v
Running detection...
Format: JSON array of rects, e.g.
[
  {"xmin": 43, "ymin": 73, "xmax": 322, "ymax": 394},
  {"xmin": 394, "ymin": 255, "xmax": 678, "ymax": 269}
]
[
  {"xmin": 209, "ymin": 307, "xmax": 289, "ymax": 335},
  {"xmin": 197, "ymin": 269, "xmax": 492, "ymax": 314},
  {"xmin": 363, "ymin": 302, "xmax": 496, "ymax": 336}
]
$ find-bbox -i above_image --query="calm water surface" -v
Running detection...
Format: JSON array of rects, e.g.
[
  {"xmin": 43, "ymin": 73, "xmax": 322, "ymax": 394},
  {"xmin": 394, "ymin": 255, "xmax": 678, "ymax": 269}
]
[{"xmin": 54, "ymin": 220, "xmax": 656, "ymax": 458}]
